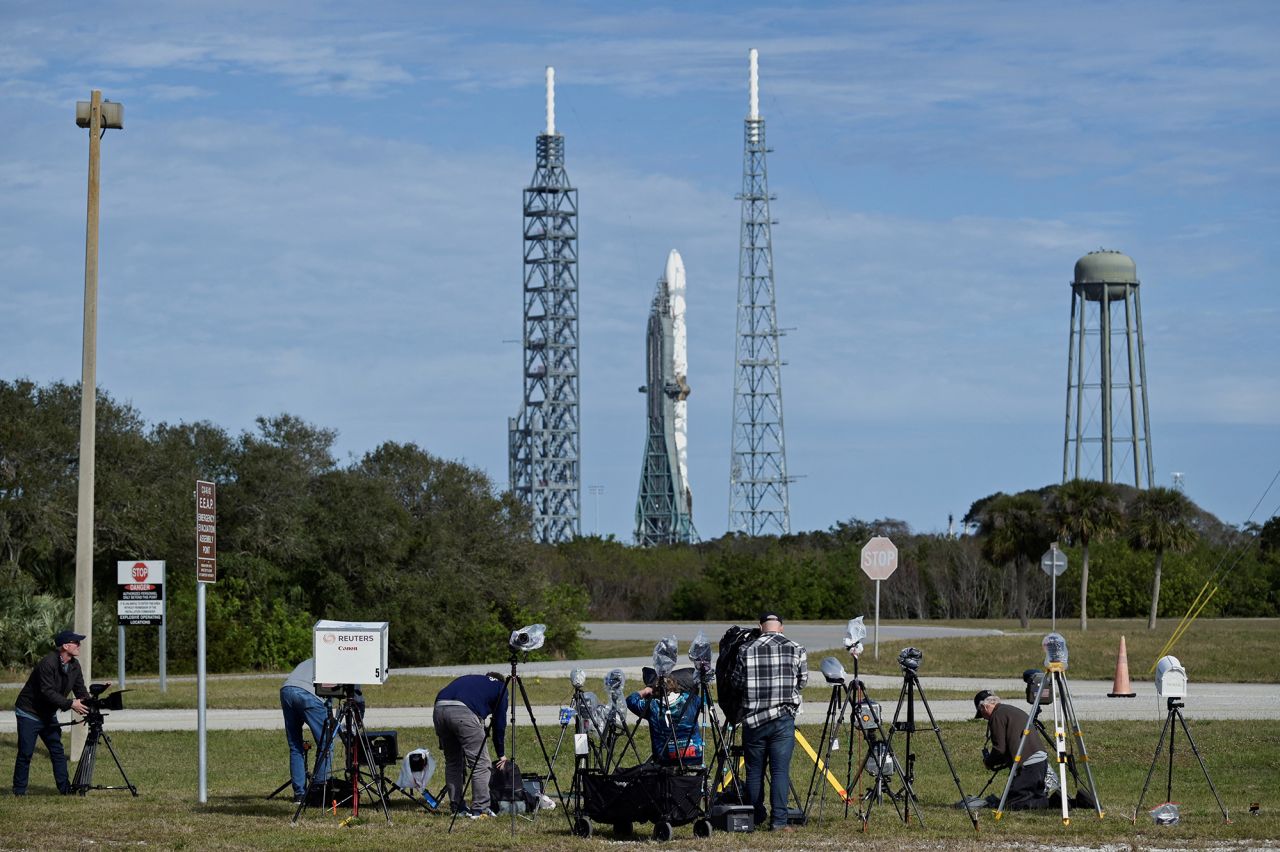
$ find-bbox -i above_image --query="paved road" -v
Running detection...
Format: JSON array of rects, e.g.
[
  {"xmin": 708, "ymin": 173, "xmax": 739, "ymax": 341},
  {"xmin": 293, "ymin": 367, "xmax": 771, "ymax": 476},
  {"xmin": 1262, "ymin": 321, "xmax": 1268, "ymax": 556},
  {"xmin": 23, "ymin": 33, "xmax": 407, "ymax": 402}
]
[
  {"xmin": 5, "ymin": 621, "xmax": 1274, "ymax": 731},
  {"xmin": 5, "ymin": 669, "xmax": 1273, "ymax": 732}
]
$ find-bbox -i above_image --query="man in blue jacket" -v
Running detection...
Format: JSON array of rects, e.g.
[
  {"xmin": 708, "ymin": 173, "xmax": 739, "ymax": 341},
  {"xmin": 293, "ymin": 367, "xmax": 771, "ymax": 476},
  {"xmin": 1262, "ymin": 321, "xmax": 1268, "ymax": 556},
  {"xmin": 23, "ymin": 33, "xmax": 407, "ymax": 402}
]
[
  {"xmin": 12, "ymin": 630, "xmax": 91, "ymax": 795},
  {"xmin": 433, "ymin": 672, "xmax": 509, "ymax": 818}
]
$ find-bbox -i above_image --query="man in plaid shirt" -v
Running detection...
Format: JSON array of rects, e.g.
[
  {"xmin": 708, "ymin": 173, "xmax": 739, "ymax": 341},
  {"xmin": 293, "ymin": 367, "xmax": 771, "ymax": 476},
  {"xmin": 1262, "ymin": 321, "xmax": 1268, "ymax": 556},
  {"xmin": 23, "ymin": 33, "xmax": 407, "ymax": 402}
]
[{"xmin": 731, "ymin": 611, "xmax": 808, "ymax": 831}]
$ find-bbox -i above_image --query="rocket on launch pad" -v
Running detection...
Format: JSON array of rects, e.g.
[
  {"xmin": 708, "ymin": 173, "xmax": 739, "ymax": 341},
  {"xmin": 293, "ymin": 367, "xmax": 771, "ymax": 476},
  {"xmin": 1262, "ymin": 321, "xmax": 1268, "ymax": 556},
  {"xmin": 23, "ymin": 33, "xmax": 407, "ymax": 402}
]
[{"xmin": 635, "ymin": 250, "xmax": 697, "ymax": 546}]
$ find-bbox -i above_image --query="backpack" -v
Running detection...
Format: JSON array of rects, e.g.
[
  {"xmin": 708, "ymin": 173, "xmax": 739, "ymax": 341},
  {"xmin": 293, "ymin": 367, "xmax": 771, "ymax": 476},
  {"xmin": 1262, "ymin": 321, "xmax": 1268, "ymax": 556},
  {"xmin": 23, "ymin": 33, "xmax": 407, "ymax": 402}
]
[{"xmin": 714, "ymin": 626, "xmax": 761, "ymax": 724}]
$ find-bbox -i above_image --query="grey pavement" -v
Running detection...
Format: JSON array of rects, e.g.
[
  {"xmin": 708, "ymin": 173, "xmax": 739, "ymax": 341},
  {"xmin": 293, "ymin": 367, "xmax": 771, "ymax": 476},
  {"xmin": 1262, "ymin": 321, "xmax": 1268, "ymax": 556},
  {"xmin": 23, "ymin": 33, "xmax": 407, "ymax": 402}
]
[
  {"xmin": 5, "ymin": 620, "xmax": 1275, "ymax": 732},
  {"xmin": 4, "ymin": 672, "xmax": 1274, "ymax": 733}
]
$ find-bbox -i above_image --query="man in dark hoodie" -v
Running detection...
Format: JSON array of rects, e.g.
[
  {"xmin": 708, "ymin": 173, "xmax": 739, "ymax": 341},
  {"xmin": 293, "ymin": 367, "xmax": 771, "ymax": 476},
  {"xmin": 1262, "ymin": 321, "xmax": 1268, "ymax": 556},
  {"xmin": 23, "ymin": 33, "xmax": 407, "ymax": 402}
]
[{"xmin": 12, "ymin": 630, "xmax": 92, "ymax": 795}]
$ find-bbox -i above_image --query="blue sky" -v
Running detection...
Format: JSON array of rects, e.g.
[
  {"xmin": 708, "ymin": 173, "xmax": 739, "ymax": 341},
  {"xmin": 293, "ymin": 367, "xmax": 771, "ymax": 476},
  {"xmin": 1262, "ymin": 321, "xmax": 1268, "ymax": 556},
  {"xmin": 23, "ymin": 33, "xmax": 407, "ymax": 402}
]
[{"xmin": 3, "ymin": 1, "xmax": 1278, "ymax": 540}]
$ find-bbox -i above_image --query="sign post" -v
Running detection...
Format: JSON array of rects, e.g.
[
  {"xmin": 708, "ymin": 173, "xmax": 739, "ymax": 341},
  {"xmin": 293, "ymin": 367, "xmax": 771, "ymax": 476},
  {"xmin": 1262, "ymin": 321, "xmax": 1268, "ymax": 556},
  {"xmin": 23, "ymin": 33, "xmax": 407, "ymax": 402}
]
[
  {"xmin": 116, "ymin": 560, "xmax": 165, "ymax": 690},
  {"xmin": 1040, "ymin": 543, "xmax": 1069, "ymax": 631},
  {"xmin": 195, "ymin": 480, "xmax": 216, "ymax": 804},
  {"xmin": 860, "ymin": 536, "xmax": 899, "ymax": 660}
]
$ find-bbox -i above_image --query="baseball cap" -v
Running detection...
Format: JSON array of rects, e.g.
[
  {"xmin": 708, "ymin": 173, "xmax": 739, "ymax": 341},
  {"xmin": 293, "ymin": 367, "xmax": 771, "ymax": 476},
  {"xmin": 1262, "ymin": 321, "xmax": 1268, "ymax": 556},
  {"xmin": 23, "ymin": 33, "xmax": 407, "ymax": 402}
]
[
  {"xmin": 55, "ymin": 630, "xmax": 86, "ymax": 647},
  {"xmin": 973, "ymin": 689, "xmax": 993, "ymax": 719},
  {"xmin": 758, "ymin": 611, "xmax": 783, "ymax": 625}
]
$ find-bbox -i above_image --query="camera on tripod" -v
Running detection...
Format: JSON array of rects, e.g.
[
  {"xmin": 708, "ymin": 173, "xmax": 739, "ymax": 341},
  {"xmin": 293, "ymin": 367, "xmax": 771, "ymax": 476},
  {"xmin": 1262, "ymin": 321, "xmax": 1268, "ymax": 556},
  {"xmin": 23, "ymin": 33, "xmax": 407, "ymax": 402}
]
[
  {"xmin": 509, "ymin": 623, "xmax": 547, "ymax": 653},
  {"xmin": 897, "ymin": 647, "xmax": 922, "ymax": 673},
  {"xmin": 1022, "ymin": 669, "xmax": 1052, "ymax": 705},
  {"xmin": 85, "ymin": 682, "xmax": 127, "ymax": 715}
]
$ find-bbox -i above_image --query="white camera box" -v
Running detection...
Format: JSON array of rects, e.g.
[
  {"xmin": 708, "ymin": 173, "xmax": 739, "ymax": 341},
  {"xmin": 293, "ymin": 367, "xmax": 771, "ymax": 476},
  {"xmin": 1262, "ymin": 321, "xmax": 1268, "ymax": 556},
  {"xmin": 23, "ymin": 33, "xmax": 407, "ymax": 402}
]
[{"xmin": 313, "ymin": 620, "xmax": 389, "ymax": 685}]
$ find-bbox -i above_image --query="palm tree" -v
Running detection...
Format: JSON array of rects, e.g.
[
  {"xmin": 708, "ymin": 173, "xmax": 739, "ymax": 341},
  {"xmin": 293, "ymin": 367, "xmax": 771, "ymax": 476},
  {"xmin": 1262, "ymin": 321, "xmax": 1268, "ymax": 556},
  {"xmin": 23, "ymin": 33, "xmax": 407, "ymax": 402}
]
[
  {"xmin": 1127, "ymin": 487, "xmax": 1197, "ymax": 629},
  {"xmin": 974, "ymin": 492, "xmax": 1049, "ymax": 628},
  {"xmin": 1051, "ymin": 479, "xmax": 1121, "ymax": 632}
]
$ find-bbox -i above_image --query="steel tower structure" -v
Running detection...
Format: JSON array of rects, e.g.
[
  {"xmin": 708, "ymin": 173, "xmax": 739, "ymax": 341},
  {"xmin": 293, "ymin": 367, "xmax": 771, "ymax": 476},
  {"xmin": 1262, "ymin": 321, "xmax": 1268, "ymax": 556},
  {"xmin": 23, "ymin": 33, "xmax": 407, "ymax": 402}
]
[
  {"xmin": 509, "ymin": 67, "xmax": 581, "ymax": 542},
  {"xmin": 1062, "ymin": 249, "xmax": 1154, "ymax": 487},
  {"xmin": 636, "ymin": 250, "xmax": 698, "ymax": 546},
  {"xmin": 728, "ymin": 48, "xmax": 791, "ymax": 536}
]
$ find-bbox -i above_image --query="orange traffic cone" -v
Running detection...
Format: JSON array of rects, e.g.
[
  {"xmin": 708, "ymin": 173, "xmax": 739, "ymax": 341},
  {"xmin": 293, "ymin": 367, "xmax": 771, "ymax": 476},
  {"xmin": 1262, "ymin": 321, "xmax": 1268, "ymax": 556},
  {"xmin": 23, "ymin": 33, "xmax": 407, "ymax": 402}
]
[{"xmin": 1108, "ymin": 635, "xmax": 1137, "ymax": 697}]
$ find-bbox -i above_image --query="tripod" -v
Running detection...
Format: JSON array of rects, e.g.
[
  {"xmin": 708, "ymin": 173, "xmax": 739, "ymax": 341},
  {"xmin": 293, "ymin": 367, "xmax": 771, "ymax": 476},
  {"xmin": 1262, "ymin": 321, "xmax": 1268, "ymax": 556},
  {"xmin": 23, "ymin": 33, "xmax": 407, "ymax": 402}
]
[
  {"xmin": 802, "ymin": 671, "xmax": 855, "ymax": 821},
  {"xmin": 880, "ymin": 665, "xmax": 979, "ymax": 831},
  {"xmin": 1133, "ymin": 697, "xmax": 1230, "ymax": 824},
  {"xmin": 449, "ymin": 649, "xmax": 573, "ymax": 836},
  {"xmin": 69, "ymin": 711, "xmax": 137, "ymax": 796},
  {"xmin": 292, "ymin": 689, "xmax": 390, "ymax": 825},
  {"xmin": 995, "ymin": 664, "xmax": 1103, "ymax": 824}
]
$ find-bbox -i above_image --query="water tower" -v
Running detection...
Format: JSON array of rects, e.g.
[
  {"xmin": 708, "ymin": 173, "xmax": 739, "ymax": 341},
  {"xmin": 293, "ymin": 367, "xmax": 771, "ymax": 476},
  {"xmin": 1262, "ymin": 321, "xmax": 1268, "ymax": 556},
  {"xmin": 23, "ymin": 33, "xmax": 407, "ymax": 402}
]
[{"xmin": 1062, "ymin": 249, "xmax": 1154, "ymax": 487}]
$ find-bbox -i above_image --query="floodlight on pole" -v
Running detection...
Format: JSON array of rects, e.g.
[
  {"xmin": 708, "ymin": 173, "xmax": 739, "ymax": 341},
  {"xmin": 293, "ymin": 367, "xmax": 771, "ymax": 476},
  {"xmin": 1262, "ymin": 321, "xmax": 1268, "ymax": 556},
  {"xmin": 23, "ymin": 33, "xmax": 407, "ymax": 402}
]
[{"xmin": 72, "ymin": 90, "xmax": 122, "ymax": 759}]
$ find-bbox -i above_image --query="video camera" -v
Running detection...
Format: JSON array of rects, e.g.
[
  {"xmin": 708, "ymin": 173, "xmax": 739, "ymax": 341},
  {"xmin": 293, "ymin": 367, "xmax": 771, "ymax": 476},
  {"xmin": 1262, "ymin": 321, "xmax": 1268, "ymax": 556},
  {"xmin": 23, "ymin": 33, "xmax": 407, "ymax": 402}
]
[
  {"xmin": 1022, "ymin": 669, "xmax": 1052, "ymax": 705},
  {"xmin": 897, "ymin": 646, "xmax": 923, "ymax": 673},
  {"xmin": 509, "ymin": 623, "xmax": 547, "ymax": 653},
  {"xmin": 86, "ymin": 682, "xmax": 126, "ymax": 713}
]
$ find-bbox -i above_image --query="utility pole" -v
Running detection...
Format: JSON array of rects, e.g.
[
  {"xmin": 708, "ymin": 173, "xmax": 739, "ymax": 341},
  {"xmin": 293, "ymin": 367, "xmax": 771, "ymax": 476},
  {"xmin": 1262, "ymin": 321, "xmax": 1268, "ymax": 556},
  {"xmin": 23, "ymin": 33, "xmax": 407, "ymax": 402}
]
[{"xmin": 72, "ymin": 90, "xmax": 122, "ymax": 757}]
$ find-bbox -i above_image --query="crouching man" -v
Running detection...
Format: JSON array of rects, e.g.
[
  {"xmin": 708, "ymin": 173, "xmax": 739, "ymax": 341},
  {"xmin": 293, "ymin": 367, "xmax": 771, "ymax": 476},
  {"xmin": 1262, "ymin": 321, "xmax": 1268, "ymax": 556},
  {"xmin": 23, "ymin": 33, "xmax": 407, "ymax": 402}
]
[{"xmin": 974, "ymin": 690, "xmax": 1056, "ymax": 809}]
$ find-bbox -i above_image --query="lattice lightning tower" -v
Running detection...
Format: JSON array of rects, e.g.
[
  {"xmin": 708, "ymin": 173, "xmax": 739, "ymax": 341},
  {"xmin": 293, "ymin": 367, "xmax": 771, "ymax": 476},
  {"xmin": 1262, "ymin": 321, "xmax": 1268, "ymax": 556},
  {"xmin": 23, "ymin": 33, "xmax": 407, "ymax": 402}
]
[
  {"xmin": 509, "ymin": 67, "xmax": 581, "ymax": 542},
  {"xmin": 728, "ymin": 48, "xmax": 791, "ymax": 536}
]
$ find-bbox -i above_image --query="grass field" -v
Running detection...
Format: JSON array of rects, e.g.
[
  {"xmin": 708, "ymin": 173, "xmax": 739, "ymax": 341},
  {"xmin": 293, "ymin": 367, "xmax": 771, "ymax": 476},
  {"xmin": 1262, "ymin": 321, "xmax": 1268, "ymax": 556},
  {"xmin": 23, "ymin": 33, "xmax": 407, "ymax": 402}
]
[{"xmin": 0, "ymin": 718, "xmax": 1273, "ymax": 849}]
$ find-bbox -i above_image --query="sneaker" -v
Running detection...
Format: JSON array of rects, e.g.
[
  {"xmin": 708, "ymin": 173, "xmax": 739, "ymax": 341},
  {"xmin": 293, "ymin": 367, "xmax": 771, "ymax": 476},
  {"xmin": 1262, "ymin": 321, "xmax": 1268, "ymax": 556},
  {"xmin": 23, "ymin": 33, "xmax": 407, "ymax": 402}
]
[
  {"xmin": 292, "ymin": 794, "xmax": 305, "ymax": 805},
  {"xmin": 467, "ymin": 807, "xmax": 497, "ymax": 819}
]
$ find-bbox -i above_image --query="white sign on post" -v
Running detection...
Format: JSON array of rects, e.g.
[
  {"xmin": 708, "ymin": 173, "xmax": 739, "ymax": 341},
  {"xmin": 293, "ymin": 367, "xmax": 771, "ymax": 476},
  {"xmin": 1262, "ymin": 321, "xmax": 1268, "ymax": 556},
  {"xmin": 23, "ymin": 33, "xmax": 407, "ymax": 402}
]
[
  {"xmin": 1041, "ymin": 544, "xmax": 1068, "ymax": 631},
  {"xmin": 860, "ymin": 537, "xmax": 899, "ymax": 660}
]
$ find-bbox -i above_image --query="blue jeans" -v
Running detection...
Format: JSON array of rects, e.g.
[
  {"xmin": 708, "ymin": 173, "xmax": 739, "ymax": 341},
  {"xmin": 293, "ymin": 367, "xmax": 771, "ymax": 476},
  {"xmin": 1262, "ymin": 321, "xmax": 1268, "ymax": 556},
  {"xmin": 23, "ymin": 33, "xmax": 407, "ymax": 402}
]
[
  {"xmin": 280, "ymin": 686, "xmax": 332, "ymax": 796},
  {"xmin": 742, "ymin": 713, "xmax": 796, "ymax": 829},
  {"xmin": 13, "ymin": 713, "xmax": 70, "ymax": 795}
]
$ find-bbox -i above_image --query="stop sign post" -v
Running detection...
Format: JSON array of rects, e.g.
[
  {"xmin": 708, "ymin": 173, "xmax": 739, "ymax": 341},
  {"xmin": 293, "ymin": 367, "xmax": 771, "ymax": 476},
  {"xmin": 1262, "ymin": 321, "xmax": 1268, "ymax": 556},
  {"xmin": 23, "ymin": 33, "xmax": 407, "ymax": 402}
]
[
  {"xmin": 861, "ymin": 536, "xmax": 899, "ymax": 659},
  {"xmin": 1040, "ymin": 544, "xmax": 1068, "ymax": 631}
]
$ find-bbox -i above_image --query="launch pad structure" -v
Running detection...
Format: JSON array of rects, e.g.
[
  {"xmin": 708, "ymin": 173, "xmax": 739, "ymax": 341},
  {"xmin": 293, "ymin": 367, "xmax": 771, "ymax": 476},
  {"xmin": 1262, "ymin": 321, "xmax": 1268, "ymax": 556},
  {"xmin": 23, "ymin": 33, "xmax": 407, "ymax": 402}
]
[
  {"xmin": 728, "ymin": 48, "xmax": 792, "ymax": 537},
  {"xmin": 509, "ymin": 67, "xmax": 581, "ymax": 543}
]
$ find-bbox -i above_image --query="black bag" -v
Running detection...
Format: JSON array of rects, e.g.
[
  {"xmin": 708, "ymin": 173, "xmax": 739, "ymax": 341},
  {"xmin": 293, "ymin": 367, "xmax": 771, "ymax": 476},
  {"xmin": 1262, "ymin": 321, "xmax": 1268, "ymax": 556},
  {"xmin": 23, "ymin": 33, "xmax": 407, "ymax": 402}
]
[
  {"xmin": 489, "ymin": 760, "xmax": 539, "ymax": 812},
  {"xmin": 715, "ymin": 626, "xmax": 760, "ymax": 725}
]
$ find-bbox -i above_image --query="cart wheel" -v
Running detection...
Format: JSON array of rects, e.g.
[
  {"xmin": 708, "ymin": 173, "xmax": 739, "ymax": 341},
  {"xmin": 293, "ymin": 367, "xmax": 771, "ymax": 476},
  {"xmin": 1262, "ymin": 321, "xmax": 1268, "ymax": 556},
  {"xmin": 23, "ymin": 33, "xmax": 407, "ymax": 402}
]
[
  {"xmin": 693, "ymin": 818, "xmax": 713, "ymax": 838},
  {"xmin": 573, "ymin": 817, "xmax": 593, "ymax": 838},
  {"xmin": 653, "ymin": 821, "xmax": 674, "ymax": 842},
  {"xmin": 613, "ymin": 821, "xmax": 634, "ymax": 837}
]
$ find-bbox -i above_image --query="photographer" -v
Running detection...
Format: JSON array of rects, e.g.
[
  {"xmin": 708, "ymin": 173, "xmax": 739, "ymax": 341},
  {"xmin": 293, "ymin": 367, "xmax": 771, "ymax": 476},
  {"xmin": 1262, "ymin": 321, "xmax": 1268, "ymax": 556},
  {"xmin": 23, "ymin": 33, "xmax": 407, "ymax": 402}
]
[
  {"xmin": 973, "ymin": 690, "xmax": 1054, "ymax": 809},
  {"xmin": 626, "ymin": 674, "xmax": 703, "ymax": 766},
  {"xmin": 12, "ymin": 630, "xmax": 91, "ymax": 796},
  {"xmin": 279, "ymin": 658, "xmax": 333, "ymax": 804},
  {"xmin": 731, "ymin": 611, "xmax": 808, "ymax": 832},
  {"xmin": 433, "ymin": 672, "xmax": 509, "ymax": 818}
]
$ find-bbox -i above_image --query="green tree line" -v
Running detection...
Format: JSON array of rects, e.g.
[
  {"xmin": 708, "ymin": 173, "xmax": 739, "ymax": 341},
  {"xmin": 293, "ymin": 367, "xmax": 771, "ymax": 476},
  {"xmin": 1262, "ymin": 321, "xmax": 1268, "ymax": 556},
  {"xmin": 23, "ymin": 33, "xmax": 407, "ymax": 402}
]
[
  {"xmin": 3, "ymin": 378, "xmax": 1277, "ymax": 671},
  {"xmin": 0, "ymin": 379, "xmax": 585, "ymax": 672}
]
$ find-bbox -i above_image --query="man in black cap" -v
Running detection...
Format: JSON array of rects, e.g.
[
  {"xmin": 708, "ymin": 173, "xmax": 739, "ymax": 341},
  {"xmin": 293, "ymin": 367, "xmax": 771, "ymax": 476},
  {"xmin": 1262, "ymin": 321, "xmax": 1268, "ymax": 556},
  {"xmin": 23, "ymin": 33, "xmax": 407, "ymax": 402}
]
[
  {"xmin": 974, "ymin": 690, "xmax": 1054, "ymax": 809},
  {"xmin": 12, "ymin": 630, "xmax": 92, "ymax": 795},
  {"xmin": 731, "ymin": 611, "xmax": 808, "ymax": 831}
]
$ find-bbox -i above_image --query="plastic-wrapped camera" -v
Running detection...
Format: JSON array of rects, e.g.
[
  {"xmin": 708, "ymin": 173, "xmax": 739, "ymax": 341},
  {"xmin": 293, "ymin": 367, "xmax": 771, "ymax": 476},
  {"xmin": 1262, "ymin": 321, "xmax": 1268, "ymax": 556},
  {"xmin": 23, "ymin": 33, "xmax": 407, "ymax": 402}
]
[
  {"xmin": 897, "ymin": 646, "xmax": 922, "ymax": 672},
  {"xmin": 509, "ymin": 623, "xmax": 546, "ymax": 652}
]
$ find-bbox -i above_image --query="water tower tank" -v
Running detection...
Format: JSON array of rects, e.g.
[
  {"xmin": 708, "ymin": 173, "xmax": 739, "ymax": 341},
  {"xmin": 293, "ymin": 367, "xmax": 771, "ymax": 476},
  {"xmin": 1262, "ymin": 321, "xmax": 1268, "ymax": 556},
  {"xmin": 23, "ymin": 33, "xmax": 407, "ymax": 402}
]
[{"xmin": 1073, "ymin": 249, "xmax": 1137, "ymax": 302}]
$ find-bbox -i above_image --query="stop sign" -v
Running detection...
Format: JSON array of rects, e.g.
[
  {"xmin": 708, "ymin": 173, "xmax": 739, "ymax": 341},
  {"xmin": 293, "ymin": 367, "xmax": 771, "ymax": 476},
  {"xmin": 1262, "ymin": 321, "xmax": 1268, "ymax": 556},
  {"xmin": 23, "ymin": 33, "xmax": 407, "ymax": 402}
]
[
  {"xmin": 860, "ymin": 536, "xmax": 898, "ymax": 581},
  {"xmin": 132, "ymin": 562, "xmax": 149, "ymax": 582}
]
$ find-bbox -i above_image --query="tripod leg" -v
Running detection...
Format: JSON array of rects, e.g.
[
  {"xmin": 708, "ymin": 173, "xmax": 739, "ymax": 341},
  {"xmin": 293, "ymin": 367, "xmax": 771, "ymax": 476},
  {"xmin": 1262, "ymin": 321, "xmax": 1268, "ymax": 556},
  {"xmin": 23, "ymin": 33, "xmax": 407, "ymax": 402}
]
[
  {"xmin": 1175, "ymin": 710, "xmax": 1231, "ymax": 823},
  {"xmin": 96, "ymin": 732, "xmax": 138, "ymax": 795},
  {"xmin": 1049, "ymin": 675, "xmax": 1070, "ymax": 824},
  {"xmin": 348, "ymin": 711, "xmax": 392, "ymax": 824},
  {"xmin": 1133, "ymin": 708, "xmax": 1172, "ymax": 822},
  {"xmin": 72, "ymin": 726, "xmax": 98, "ymax": 795},
  {"xmin": 1057, "ymin": 675, "xmax": 1103, "ymax": 819},
  {"xmin": 803, "ymin": 689, "xmax": 841, "ymax": 819},
  {"xmin": 513, "ymin": 674, "xmax": 575, "ymax": 830},
  {"xmin": 294, "ymin": 708, "xmax": 341, "ymax": 823},
  {"xmin": 912, "ymin": 680, "xmax": 978, "ymax": 831},
  {"xmin": 994, "ymin": 691, "xmax": 1044, "ymax": 820}
]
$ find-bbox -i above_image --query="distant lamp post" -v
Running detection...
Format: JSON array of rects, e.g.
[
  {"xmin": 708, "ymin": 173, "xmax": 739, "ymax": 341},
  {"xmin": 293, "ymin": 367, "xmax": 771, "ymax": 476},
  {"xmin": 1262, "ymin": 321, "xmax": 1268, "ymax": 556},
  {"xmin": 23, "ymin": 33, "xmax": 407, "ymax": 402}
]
[
  {"xmin": 72, "ymin": 91, "xmax": 123, "ymax": 748},
  {"xmin": 588, "ymin": 486, "xmax": 604, "ymax": 536}
]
